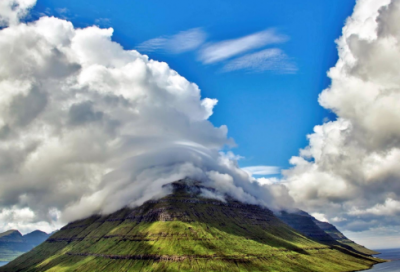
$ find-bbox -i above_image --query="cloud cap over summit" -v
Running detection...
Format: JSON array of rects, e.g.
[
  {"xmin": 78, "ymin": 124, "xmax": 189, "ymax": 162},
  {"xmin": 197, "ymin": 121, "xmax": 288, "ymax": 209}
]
[{"xmin": 0, "ymin": 0, "xmax": 292, "ymax": 233}]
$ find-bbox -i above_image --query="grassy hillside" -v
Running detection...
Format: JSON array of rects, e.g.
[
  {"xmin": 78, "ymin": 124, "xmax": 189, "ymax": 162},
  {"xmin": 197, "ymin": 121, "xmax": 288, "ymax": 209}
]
[
  {"xmin": 277, "ymin": 210, "xmax": 379, "ymax": 256},
  {"xmin": 2, "ymin": 181, "xmax": 383, "ymax": 272}
]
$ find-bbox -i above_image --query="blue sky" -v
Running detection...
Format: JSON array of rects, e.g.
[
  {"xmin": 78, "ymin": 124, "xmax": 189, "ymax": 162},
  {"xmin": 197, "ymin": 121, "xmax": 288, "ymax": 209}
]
[
  {"xmin": 2, "ymin": 0, "xmax": 400, "ymax": 249},
  {"xmin": 30, "ymin": 0, "xmax": 356, "ymax": 171}
]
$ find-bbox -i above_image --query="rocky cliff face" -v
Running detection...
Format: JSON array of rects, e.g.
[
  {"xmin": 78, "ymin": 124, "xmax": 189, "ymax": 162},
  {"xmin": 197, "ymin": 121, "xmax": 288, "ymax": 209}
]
[
  {"xmin": 1, "ymin": 179, "xmax": 381, "ymax": 272},
  {"xmin": 277, "ymin": 212, "xmax": 337, "ymax": 244},
  {"xmin": 312, "ymin": 219, "xmax": 379, "ymax": 255},
  {"xmin": 277, "ymin": 210, "xmax": 378, "ymax": 256}
]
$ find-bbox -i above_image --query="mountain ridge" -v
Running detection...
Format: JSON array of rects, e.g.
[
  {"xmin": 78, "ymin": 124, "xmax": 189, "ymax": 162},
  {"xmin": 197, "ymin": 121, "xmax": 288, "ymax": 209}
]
[
  {"xmin": 0, "ymin": 229, "xmax": 50, "ymax": 262},
  {"xmin": 1, "ymin": 179, "xmax": 383, "ymax": 271}
]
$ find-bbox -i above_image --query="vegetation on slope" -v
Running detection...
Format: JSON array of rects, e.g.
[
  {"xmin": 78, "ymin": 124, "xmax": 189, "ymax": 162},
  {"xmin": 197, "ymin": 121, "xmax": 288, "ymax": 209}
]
[
  {"xmin": 2, "ymin": 181, "xmax": 383, "ymax": 272},
  {"xmin": 277, "ymin": 210, "xmax": 379, "ymax": 256}
]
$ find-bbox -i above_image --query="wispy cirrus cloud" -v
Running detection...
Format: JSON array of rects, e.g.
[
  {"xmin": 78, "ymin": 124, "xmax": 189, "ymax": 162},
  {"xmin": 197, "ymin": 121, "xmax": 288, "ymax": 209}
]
[
  {"xmin": 137, "ymin": 37, "xmax": 167, "ymax": 52},
  {"xmin": 55, "ymin": 8, "xmax": 68, "ymax": 14},
  {"xmin": 137, "ymin": 28, "xmax": 207, "ymax": 54},
  {"xmin": 242, "ymin": 165, "xmax": 280, "ymax": 176},
  {"xmin": 95, "ymin": 18, "xmax": 111, "ymax": 27},
  {"xmin": 136, "ymin": 28, "xmax": 296, "ymax": 74},
  {"xmin": 199, "ymin": 29, "xmax": 287, "ymax": 64},
  {"xmin": 223, "ymin": 48, "xmax": 297, "ymax": 73}
]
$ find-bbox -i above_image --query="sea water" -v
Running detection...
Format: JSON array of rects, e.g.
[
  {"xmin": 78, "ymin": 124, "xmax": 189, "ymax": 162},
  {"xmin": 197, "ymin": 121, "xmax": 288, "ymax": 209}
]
[{"xmin": 364, "ymin": 248, "xmax": 400, "ymax": 271}]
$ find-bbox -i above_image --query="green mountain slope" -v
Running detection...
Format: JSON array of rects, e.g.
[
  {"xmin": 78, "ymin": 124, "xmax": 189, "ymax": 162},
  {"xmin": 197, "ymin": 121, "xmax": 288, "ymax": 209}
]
[
  {"xmin": 276, "ymin": 212, "xmax": 337, "ymax": 245},
  {"xmin": 2, "ymin": 180, "xmax": 382, "ymax": 272},
  {"xmin": 277, "ymin": 210, "xmax": 379, "ymax": 256},
  {"xmin": 0, "ymin": 230, "xmax": 50, "ymax": 262},
  {"xmin": 312, "ymin": 220, "xmax": 379, "ymax": 255}
]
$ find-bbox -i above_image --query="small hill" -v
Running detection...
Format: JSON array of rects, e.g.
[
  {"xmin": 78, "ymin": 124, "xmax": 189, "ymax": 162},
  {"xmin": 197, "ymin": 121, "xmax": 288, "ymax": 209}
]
[
  {"xmin": 2, "ymin": 179, "xmax": 382, "ymax": 272},
  {"xmin": 0, "ymin": 230, "xmax": 49, "ymax": 262}
]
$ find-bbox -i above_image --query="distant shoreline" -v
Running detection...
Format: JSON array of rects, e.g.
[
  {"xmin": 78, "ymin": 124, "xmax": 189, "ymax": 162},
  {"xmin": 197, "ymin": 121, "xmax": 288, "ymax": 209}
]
[{"xmin": 356, "ymin": 248, "xmax": 400, "ymax": 272}]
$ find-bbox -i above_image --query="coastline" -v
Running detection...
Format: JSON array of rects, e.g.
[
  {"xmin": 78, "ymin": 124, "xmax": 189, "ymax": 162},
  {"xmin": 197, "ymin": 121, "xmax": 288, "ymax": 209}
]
[{"xmin": 354, "ymin": 248, "xmax": 400, "ymax": 272}]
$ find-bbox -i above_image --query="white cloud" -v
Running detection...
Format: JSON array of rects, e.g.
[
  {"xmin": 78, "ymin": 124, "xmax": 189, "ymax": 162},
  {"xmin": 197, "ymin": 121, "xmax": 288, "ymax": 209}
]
[
  {"xmin": 137, "ymin": 28, "xmax": 206, "ymax": 54},
  {"xmin": 256, "ymin": 177, "xmax": 280, "ymax": 186},
  {"xmin": 199, "ymin": 29, "xmax": 287, "ymax": 64},
  {"xmin": 311, "ymin": 212, "xmax": 329, "ymax": 223},
  {"xmin": 284, "ymin": 0, "xmax": 400, "ymax": 236},
  {"xmin": 349, "ymin": 198, "xmax": 400, "ymax": 216},
  {"xmin": 94, "ymin": 18, "xmax": 111, "ymax": 27},
  {"xmin": 242, "ymin": 165, "xmax": 280, "ymax": 176},
  {"xmin": 0, "ymin": 2, "xmax": 294, "ymax": 233},
  {"xmin": 0, "ymin": 206, "xmax": 62, "ymax": 234},
  {"xmin": 0, "ymin": 0, "xmax": 36, "ymax": 26},
  {"xmin": 167, "ymin": 28, "xmax": 207, "ymax": 53},
  {"xmin": 136, "ymin": 37, "xmax": 168, "ymax": 52},
  {"xmin": 56, "ymin": 8, "xmax": 68, "ymax": 14},
  {"xmin": 137, "ymin": 28, "xmax": 295, "ymax": 75},
  {"xmin": 331, "ymin": 217, "xmax": 346, "ymax": 222},
  {"xmin": 223, "ymin": 48, "xmax": 297, "ymax": 73},
  {"xmin": 344, "ymin": 227, "xmax": 400, "ymax": 249}
]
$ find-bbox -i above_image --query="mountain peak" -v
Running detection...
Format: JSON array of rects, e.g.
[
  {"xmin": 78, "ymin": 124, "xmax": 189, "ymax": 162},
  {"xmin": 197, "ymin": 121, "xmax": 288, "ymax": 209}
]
[
  {"xmin": 0, "ymin": 229, "xmax": 23, "ymax": 241},
  {"xmin": 1, "ymin": 179, "xmax": 382, "ymax": 272},
  {"xmin": 24, "ymin": 230, "xmax": 48, "ymax": 236}
]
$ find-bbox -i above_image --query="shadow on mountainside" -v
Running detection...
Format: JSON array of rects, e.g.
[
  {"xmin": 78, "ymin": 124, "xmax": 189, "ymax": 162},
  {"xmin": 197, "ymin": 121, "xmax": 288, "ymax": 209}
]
[{"xmin": 0, "ymin": 182, "xmax": 381, "ymax": 272}]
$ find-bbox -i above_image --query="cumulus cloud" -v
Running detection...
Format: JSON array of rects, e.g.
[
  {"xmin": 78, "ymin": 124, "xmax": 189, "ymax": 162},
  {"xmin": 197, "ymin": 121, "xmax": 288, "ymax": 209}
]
[
  {"xmin": 284, "ymin": 0, "xmax": 400, "ymax": 233},
  {"xmin": 0, "ymin": 206, "xmax": 61, "ymax": 234},
  {"xmin": 0, "ymin": 0, "xmax": 36, "ymax": 26},
  {"xmin": 349, "ymin": 198, "xmax": 400, "ymax": 216},
  {"xmin": 137, "ymin": 28, "xmax": 207, "ymax": 54},
  {"xmin": 223, "ymin": 48, "xmax": 297, "ymax": 73},
  {"xmin": 311, "ymin": 213, "xmax": 329, "ymax": 223},
  {"xmin": 0, "ymin": 1, "xmax": 294, "ymax": 232},
  {"xmin": 199, "ymin": 29, "xmax": 287, "ymax": 64},
  {"xmin": 343, "ymin": 227, "xmax": 400, "ymax": 249}
]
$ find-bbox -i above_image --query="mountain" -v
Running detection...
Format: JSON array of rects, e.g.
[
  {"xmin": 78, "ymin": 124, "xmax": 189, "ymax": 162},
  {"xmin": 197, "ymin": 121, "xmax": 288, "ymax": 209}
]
[
  {"xmin": 23, "ymin": 231, "xmax": 51, "ymax": 249},
  {"xmin": 277, "ymin": 210, "xmax": 379, "ymax": 256},
  {"xmin": 312, "ymin": 219, "xmax": 379, "ymax": 255},
  {"xmin": 277, "ymin": 211, "xmax": 337, "ymax": 244},
  {"xmin": 0, "ymin": 230, "xmax": 50, "ymax": 262},
  {"xmin": 0, "ymin": 230, "xmax": 24, "ymax": 243},
  {"xmin": 1, "ymin": 179, "xmax": 382, "ymax": 272}
]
